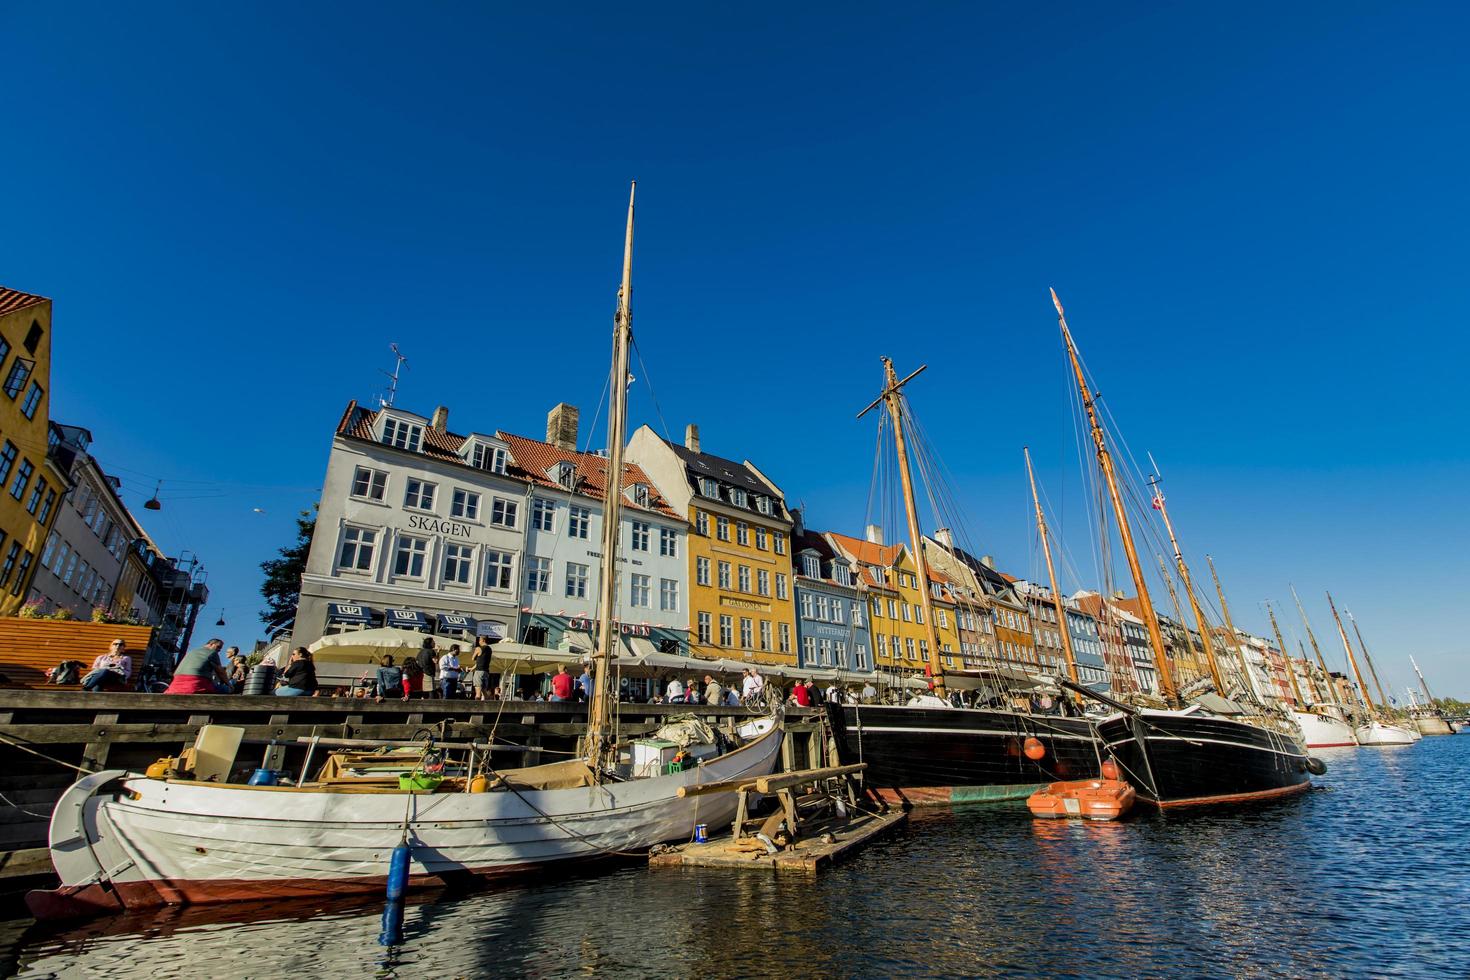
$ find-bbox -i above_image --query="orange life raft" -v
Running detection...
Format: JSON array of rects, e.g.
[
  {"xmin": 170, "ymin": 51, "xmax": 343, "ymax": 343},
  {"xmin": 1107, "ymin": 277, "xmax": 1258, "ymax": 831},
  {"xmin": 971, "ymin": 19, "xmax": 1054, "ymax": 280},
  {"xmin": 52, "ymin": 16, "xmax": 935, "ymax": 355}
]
[{"xmin": 1026, "ymin": 778, "xmax": 1136, "ymax": 821}]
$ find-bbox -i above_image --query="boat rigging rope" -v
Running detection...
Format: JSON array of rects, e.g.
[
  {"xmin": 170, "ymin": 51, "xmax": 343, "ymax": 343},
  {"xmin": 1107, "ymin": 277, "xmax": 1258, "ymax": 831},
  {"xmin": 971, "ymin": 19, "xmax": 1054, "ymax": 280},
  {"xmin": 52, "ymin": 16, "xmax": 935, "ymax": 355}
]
[{"xmin": 0, "ymin": 731, "xmax": 96, "ymax": 775}]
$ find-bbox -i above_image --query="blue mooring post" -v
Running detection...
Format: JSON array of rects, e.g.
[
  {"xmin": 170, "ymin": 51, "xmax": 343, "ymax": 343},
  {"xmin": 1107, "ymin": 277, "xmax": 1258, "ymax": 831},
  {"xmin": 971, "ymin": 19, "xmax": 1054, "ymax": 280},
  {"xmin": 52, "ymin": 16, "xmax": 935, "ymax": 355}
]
[{"xmin": 377, "ymin": 842, "xmax": 411, "ymax": 946}]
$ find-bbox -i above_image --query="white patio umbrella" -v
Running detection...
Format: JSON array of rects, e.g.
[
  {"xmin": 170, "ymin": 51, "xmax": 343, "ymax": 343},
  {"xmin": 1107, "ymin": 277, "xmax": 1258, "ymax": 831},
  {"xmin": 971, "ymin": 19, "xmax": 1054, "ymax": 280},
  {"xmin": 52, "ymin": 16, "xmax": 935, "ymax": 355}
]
[{"xmin": 307, "ymin": 627, "xmax": 431, "ymax": 663}]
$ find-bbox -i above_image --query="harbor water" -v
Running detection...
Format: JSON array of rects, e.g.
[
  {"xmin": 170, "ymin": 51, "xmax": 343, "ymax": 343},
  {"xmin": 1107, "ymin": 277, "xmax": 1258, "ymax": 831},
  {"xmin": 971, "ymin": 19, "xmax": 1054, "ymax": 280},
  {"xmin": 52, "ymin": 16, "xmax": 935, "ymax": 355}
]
[{"xmin": 4, "ymin": 736, "xmax": 1467, "ymax": 978}]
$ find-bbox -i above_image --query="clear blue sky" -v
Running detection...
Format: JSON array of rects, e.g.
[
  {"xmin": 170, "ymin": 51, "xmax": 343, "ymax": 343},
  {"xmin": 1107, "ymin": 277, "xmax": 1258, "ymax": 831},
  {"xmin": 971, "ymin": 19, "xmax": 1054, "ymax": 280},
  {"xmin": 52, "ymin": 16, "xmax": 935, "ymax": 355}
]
[{"xmin": 4, "ymin": 3, "xmax": 1466, "ymax": 695}]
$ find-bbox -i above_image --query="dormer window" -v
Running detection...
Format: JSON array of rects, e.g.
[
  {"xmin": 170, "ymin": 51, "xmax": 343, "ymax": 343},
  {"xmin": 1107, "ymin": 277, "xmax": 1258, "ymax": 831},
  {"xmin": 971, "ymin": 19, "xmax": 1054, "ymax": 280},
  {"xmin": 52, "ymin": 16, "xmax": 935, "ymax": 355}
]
[
  {"xmin": 698, "ymin": 477, "xmax": 719, "ymax": 498},
  {"xmin": 833, "ymin": 562, "xmax": 852, "ymax": 587},
  {"xmin": 555, "ymin": 461, "xmax": 577, "ymax": 489},
  {"xmin": 730, "ymin": 488, "xmax": 747, "ymax": 508},
  {"xmin": 801, "ymin": 554, "xmax": 821, "ymax": 578},
  {"xmin": 470, "ymin": 442, "xmax": 508, "ymax": 474},
  {"xmin": 755, "ymin": 495, "xmax": 772, "ymax": 515},
  {"xmin": 381, "ymin": 417, "xmax": 423, "ymax": 452},
  {"xmin": 632, "ymin": 483, "xmax": 650, "ymax": 507}
]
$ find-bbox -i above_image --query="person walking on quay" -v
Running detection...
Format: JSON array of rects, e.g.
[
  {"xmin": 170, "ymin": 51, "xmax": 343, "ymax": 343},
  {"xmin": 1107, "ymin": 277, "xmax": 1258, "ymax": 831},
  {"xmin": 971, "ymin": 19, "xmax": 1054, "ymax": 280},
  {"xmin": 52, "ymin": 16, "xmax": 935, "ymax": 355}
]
[
  {"xmin": 438, "ymin": 645, "xmax": 462, "ymax": 699},
  {"xmin": 704, "ymin": 674, "xmax": 722, "ymax": 706},
  {"xmin": 164, "ymin": 638, "xmax": 230, "ymax": 695},
  {"xmin": 471, "ymin": 639, "xmax": 492, "ymax": 701},
  {"xmin": 549, "ymin": 664, "xmax": 575, "ymax": 702},
  {"xmin": 666, "ymin": 676, "xmax": 685, "ymax": 703},
  {"xmin": 576, "ymin": 664, "xmax": 594, "ymax": 702},
  {"xmin": 374, "ymin": 655, "xmax": 407, "ymax": 703},
  {"xmin": 415, "ymin": 637, "xmax": 438, "ymax": 698},
  {"xmin": 276, "ymin": 647, "xmax": 318, "ymax": 697},
  {"xmin": 81, "ymin": 639, "xmax": 133, "ymax": 692}
]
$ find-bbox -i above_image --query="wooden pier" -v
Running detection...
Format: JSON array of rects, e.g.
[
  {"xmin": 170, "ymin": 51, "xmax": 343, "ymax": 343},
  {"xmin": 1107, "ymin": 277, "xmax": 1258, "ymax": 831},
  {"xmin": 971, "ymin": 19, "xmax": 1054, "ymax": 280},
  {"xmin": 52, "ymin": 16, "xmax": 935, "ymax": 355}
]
[
  {"xmin": 0, "ymin": 690, "xmax": 831, "ymax": 894},
  {"xmin": 649, "ymin": 762, "xmax": 908, "ymax": 873}
]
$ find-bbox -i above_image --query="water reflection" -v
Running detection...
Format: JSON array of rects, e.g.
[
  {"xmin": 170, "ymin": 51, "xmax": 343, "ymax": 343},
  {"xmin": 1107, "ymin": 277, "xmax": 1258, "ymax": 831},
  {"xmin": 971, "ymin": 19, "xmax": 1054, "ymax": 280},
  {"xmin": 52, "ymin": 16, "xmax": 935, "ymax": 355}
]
[{"xmin": 9, "ymin": 738, "xmax": 1470, "ymax": 977}]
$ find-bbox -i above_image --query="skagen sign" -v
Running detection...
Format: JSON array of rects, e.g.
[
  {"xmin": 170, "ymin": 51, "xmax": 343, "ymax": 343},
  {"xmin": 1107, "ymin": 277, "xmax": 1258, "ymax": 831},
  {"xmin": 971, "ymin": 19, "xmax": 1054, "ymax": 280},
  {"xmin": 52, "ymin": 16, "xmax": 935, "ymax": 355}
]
[{"xmin": 405, "ymin": 515, "xmax": 474, "ymax": 538}]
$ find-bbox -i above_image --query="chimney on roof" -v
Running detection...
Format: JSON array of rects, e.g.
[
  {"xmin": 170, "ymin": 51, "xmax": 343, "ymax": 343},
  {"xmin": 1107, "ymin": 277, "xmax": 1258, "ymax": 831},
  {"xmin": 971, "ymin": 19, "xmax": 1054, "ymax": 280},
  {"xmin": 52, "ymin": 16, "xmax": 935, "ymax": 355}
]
[
  {"xmin": 430, "ymin": 406, "xmax": 449, "ymax": 433},
  {"xmin": 791, "ymin": 507, "xmax": 805, "ymax": 537},
  {"xmin": 547, "ymin": 403, "xmax": 579, "ymax": 452},
  {"xmin": 684, "ymin": 424, "xmax": 700, "ymax": 453},
  {"xmin": 934, "ymin": 528, "xmax": 955, "ymax": 551},
  {"xmin": 980, "ymin": 555, "xmax": 995, "ymax": 569},
  {"xmin": 865, "ymin": 524, "xmax": 884, "ymax": 545}
]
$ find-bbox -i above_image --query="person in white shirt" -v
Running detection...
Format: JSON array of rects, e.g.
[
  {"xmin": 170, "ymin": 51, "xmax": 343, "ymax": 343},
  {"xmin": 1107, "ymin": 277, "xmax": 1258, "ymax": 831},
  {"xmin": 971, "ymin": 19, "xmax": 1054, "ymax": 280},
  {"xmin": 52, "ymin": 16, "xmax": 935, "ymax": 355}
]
[
  {"xmin": 666, "ymin": 677, "xmax": 685, "ymax": 702},
  {"xmin": 438, "ymin": 647, "xmax": 462, "ymax": 699},
  {"xmin": 741, "ymin": 668, "xmax": 764, "ymax": 701}
]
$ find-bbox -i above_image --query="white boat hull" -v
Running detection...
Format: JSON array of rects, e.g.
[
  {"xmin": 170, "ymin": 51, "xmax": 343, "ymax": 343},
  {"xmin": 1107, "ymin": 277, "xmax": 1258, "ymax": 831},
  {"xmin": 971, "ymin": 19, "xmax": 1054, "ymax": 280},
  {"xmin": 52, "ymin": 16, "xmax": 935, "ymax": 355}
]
[
  {"xmin": 1291, "ymin": 710, "xmax": 1357, "ymax": 749},
  {"xmin": 1354, "ymin": 721, "xmax": 1417, "ymax": 746},
  {"xmin": 30, "ymin": 723, "xmax": 782, "ymax": 917}
]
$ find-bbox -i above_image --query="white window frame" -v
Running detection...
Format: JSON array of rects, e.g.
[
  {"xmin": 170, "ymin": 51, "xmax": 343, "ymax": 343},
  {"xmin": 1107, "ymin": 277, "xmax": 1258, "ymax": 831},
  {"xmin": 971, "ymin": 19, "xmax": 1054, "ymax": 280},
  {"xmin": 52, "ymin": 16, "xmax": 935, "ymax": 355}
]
[
  {"xmin": 630, "ymin": 521, "xmax": 650, "ymax": 552},
  {"xmin": 393, "ymin": 533, "xmax": 429, "ymax": 578},
  {"xmin": 443, "ymin": 543, "xmax": 474, "ymax": 585},
  {"xmin": 660, "ymin": 578, "xmax": 680, "ymax": 612},
  {"xmin": 532, "ymin": 498, "xmax": 556, "ymax": 532},
  {"xmin": 403, "ymin": 478, "xmax": 436, "ymax": 511},
  {"xmin": 451, "ymin": 488, "xmax": 481, "ymax": 520},
  {"xmin": 351, "ymin": 466, "xmax": 387, "ymax": 501},
  {"xmin": 526, "ymin": 556, "xmax": 551, "ymax": 593},
  {"xmin": 696, "ymin": 556, "xmax": 711, "ymax": 586},
  {"xmin": 630, "ymin": 573, "xmax": 651, "ymax": 608},
  {"xmin": 568, "ymin": 506, "xmax": 591, "ymax": 539},
  {"xmin": 659, "ymin": 527, "xmax": 678, "ymax": 557},
  {"xmin": 490, "ymin": 497, "xmax": 518, "ymax": 528},
  {"xmin": 565, "ymin": 561, "xmax": 589, "ymax": 598},
  {"xmin": 485, "ymin": 549, "xmax": 514, "ymax": 590}
]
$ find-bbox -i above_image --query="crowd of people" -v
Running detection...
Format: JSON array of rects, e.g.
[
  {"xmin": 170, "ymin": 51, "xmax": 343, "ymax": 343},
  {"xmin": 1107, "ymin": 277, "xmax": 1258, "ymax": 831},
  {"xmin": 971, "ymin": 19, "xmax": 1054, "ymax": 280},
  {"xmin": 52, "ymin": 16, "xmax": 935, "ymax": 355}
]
[{"xmin": 62, "ymin": 635, "xmax": 916, "ymax": 706}]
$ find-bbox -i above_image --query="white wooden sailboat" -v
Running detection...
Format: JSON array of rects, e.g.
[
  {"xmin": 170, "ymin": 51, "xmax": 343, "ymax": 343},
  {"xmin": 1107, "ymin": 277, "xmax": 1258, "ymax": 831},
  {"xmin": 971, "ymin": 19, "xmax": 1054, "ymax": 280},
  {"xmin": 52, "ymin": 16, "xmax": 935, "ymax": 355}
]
[
  {"xmin": 1325, "ymin": 593, "xmax": 1415, "ymax": 746},
  {"xmin": 1287, "ymin": 586, "xmax": 1358, "ymax": 748},
  {"xmin": 28, "ymin": 184, "xmax": 784, "ymax": 920}
]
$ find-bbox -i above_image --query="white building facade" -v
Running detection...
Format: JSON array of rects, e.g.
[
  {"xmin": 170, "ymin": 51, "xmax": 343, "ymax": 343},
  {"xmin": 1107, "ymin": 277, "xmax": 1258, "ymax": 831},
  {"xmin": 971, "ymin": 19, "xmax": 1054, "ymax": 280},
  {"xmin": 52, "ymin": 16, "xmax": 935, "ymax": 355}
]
[{"xmin": 295, "ymin": 403, "xmax": 530, "ymax": 647}]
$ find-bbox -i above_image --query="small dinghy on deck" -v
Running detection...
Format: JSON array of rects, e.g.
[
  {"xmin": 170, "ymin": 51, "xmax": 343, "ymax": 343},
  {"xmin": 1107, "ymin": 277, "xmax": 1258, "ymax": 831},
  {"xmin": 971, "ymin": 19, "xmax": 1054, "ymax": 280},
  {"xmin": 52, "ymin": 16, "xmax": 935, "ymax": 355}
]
[{"xmin": 1027, "ymin": 761, "xmax": 1136, "ymax": 821}]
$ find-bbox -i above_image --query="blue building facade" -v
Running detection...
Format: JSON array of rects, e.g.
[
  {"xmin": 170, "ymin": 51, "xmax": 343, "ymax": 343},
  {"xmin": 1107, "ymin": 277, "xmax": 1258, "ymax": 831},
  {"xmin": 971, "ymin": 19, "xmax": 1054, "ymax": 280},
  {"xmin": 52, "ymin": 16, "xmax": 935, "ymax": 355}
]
[{"xmin": 792, "ymin": 526, "xmax": 873, "ymax": 674}]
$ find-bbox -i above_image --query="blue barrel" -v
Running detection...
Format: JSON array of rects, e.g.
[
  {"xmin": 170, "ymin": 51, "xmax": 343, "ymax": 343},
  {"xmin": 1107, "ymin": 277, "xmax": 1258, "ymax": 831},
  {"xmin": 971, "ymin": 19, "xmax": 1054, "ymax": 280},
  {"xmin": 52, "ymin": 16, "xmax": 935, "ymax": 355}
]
[
  {"xmin": 695, "ymin": 823, "xmax": 708, "ymax": 843},
  {"xmin": 247, "ymin": 769, "xmax": 278, "ymax": 786}
]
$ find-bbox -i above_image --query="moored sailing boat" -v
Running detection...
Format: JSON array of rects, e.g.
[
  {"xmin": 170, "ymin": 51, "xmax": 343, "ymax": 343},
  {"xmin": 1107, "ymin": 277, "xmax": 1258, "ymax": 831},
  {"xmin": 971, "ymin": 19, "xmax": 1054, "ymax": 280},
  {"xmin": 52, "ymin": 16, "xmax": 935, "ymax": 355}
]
[
  {"xmin": 28, "ymin": 185, "xmax": 784, "ymax": 920},
  {"xmin": 825, "ymin": 361, "xmax": 1100, "ymax": 802},
  {"xmin": 1406, "ymin": 655, "xmax": 1455, "ymax": 736},
  {"xmin": 1287, "ymin": 585, "xmax": 1358, "ymax": 748},
  {"xmin": 1325, "ymin": 593, "xmax": 1415, "ymax": 746},
  {"xmin": 1051, "ymin": 290, "xmax": 1318, "ymax": 807}
]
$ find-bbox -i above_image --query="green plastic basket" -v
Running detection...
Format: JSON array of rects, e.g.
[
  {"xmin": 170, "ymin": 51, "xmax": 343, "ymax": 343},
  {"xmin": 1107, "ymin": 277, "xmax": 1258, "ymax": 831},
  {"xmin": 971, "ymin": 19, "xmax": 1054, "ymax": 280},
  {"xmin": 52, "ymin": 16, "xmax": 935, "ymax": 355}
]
[{"xmin": 398, "ymin": 772, "xmax": 444, "ymax": 792}]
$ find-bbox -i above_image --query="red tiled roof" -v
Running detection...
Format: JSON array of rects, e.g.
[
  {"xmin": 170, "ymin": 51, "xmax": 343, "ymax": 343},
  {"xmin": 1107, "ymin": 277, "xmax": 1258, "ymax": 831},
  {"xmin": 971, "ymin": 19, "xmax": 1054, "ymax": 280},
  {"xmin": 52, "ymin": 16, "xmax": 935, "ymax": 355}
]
[
  {"xmin": 333, "ymin": 403, "xmax": 676, "ymax": 518},
  {"xmin": 0, "ymin": 287, "xmax": 49, "ymax": 317},
  {"xmin": 827, "ymin": 532, "xmax": 904, "ymax": 568},
  {"xmin": 497, "ymin": 432, "xmax": 677, "ymax": 518}
]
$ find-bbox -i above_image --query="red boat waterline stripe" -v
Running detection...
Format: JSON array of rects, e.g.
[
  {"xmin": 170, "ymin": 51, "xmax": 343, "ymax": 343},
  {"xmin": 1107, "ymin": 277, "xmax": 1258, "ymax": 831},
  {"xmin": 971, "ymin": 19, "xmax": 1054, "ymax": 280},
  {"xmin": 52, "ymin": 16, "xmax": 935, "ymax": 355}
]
[
  {"xmin": 27, "ymin": 859, "xmax": 571, "ymax": 920},
  {"xmin": 1151, "ymin": 780, "xmax": 1313, "ymax": 809}
]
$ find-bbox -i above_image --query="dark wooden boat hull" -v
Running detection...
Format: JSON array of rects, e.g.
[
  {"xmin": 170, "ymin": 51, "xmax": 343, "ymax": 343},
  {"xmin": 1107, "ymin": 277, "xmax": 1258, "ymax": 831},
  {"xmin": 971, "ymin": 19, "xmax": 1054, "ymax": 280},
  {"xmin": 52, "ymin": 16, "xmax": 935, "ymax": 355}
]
[
  {"xmin": 825, "ymin": 704, "xmax": 1100, "ymax": 797},
  {"xmin": 1095, "ymin": 711, "xmax": 1314, "ymax": 807}
]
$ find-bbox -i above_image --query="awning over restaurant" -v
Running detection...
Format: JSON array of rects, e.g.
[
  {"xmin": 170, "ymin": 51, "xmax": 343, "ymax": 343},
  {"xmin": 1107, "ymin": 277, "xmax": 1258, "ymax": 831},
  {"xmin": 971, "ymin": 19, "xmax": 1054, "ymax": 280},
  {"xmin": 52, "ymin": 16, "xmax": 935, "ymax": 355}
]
[
  {"xmin": 326, "ymin": 602, "xmax": 376, "ymax": 625},
  {"xmin": 383, "ymin": 608, "xmax": 431, "ymax": 630},
  {"xmin": 435, "ymin": 613, "xmax": 477, "ymax": 634},
  {"xmin": 558, "ymin": 630, "xmax": 595, "ymax": 655},
  {"xmin": 477, "ymin": 620, "xmax": 507, "ymax": 641}
]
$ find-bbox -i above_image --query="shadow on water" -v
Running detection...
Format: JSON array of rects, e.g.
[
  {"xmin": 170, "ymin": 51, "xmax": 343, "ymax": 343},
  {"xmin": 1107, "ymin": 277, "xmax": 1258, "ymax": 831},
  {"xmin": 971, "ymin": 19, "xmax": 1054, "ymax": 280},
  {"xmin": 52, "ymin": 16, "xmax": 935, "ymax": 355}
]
[{"xmin": 6, "ymin": 737, "xmax": 1470, "ymax": 978}]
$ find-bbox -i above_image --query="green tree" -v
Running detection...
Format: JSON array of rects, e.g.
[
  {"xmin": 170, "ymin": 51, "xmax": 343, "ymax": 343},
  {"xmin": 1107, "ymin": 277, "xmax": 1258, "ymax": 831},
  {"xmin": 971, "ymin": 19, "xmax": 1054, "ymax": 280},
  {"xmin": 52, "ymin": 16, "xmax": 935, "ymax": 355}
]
[{"xmin": 260, "ymin": 505, "xmax": 317, "ymax": 628}]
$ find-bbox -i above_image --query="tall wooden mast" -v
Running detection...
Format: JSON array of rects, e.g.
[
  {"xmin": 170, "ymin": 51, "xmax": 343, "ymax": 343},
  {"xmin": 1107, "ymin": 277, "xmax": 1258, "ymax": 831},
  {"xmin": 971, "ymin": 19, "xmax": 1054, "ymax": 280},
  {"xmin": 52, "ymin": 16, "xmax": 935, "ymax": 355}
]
[
  {"xmin": 1291, "ymin": 584, "xmax": 1339, "ymax": 707},
  {"xmin": 585, "ymin": 181, "xmax": 636, "ymax": 772},
  {"xmin": 1298, "ymin": 640, "xmax": 1326, "ymax": 704},
  {"xmin": 1147, "ymin": 477, "xmax": 1226, "ymax": 695},
  {"xmin": 1346, "ymin": 611, "xmax": 1391, "ymax": 711},
  {"xmin": 1154, "ymin": 554, "xmax": 1199, "ymax": 684},
  {"xmin": 1206, "ymin": 555, "xmax": 1260, "ymax": 702},
  {"xmin": 1326, "ymin": 590, "xmax": 1377, "ymax": 720},
  {"xmin": 857, "ymin": 358, "xmax": 946, "ymax": 697},
  {"xmin": 1409, "ymin": 656, "xmax": 1437, "ymax": 707},
  {"xmin": 1024, "ymin": 447, "xmax": 1081, "ymax": 686},
  {"xmin": 1265, "ymin": 602, "xmax": 1304, "ymax": 708},
  {"xmin": 1052, "ymin": 289, "xmax": 1178, "ymax": 706}
]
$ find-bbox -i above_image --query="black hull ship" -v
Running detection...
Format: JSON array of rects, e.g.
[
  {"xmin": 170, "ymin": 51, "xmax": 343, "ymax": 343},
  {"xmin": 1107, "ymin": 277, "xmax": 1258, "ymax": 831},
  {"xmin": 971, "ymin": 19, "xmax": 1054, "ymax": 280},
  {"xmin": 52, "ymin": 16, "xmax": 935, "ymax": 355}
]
[
  {"xmin": 826, "ymin": 703, "xmax": 1100, "ymax": 802},
  {"xmin": 1093, "ymin": 709, "xmax": 1313, "ymax": 807}
]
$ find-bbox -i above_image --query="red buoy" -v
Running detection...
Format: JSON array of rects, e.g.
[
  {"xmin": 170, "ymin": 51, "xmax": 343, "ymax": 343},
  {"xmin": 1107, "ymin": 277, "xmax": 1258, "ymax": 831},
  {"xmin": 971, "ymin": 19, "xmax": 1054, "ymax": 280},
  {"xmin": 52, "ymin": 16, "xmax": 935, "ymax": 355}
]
[
  {"xmin": 1100, "ymin": 759, "xmax": 1120, "ymax": 781},
  {"xmin": 1023, "ymin": 737, "xmax": 1046, "ymax": 761}
]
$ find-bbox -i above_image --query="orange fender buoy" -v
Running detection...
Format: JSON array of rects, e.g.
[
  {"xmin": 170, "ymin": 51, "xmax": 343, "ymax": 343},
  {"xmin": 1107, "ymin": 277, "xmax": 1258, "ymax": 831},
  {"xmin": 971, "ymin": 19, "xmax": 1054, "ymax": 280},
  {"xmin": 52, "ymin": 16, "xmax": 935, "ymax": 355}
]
[
  {"xmin": 1100, "ymin": 759, "xmax": 1120, "ymax": 781},
  {"xmin": 1023, "ymin": 737, "xmax": 1046, "ymax": 761}
]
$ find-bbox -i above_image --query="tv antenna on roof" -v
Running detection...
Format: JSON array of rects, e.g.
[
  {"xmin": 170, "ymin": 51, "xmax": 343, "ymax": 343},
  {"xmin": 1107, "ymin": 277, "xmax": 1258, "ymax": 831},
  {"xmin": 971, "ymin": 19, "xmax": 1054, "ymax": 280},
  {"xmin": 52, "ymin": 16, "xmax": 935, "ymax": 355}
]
[{"xmin": 379, "ymin": 344, "xmax": 408, "ymax": 408}]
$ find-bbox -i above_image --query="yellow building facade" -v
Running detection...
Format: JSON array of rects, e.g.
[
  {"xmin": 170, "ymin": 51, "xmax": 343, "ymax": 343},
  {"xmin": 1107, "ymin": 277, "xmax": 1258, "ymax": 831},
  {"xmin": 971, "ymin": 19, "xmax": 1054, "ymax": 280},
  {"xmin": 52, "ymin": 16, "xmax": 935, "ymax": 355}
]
[
  {"xmin": 0, "ymin": 288, "xmax": 67, "ymax": 615},
  {"xmin": 626, "ymin": 424, "xmax": 797, "ymax": 666},
  {"xmin": 828, "ymin": 534, "xmax": 960, "ymax": 676}
]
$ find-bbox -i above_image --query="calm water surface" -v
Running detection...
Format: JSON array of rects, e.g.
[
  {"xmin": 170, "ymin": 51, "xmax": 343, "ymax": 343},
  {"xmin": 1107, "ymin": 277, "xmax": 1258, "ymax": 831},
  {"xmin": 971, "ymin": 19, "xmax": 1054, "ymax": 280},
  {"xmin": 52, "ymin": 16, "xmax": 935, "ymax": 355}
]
[{"xmin": 4, "ymin": 736, "xmax": 1468, "ymax": 978}]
